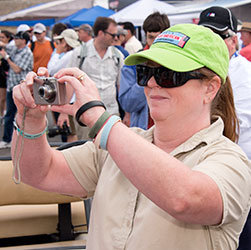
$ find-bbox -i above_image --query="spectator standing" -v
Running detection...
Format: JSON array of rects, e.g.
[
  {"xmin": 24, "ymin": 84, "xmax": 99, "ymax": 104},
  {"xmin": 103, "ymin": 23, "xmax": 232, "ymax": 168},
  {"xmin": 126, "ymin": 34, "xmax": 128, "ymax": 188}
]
[
  {"xmin": 29, "ymin": 23, "xmax": 55, "ymax": 73},
  {"xmin": 51, "ymin": 23, "xmax": 68, "ymax": 38},
  {"xmin": 47, "ymin": 29, "xmax": 80, "ymax": 143},
  {"xmin": 113, "ymin": 26, "xmax": 129, "ymax": 58},
  {"xmin": 119, "ymin": 12, "xmax": 170, "ymax": 129},
  {"xmin": 76, "ymin": 24, "xmax": 93, "ymax": 44},
  {"xmin": 199, "ymin": 6, "xmax": 251, "ymax": 159},
  {"xmin": 48, "ymin": 22, "xmax": 68, "ymax": 142},
  {"xmin": 17, "ymin": 24, "xmax": 33, "ymax": 43},
  {"xmin": 0, "ymin": 30, "xmax": 13, "ymax": 121},
  {"xmin": 120, "ymin": 21, "xmax": 143, "ymax": 54},
  {"xmin": 198, "ymin": 7, "xmax": 251, "ymax": 250},
  {"xmin": 48, "ymin": 29, "xmax": 80, "ymax": 76},
  {"xmin": 0, "ymin": 31, "xmax": 33, "ymax": 148},
  {"xmin": 68, "ymin": 17, "xmax": 124, "ymax": 139},
  {"xmin": 239, "ymin": 22, "xmax": 251, "ymax": 61},
  {"xmin": 8, "ymin": 24, "xmax": 32, "ymax": 46}
]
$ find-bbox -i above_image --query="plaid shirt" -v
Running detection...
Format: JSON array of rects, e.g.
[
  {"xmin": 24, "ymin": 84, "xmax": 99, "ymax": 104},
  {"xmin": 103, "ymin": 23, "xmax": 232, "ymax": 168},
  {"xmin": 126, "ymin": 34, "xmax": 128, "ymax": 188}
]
[{"xmin": 6, "ymin": 45, "xmax": 33, "ymax": 91}]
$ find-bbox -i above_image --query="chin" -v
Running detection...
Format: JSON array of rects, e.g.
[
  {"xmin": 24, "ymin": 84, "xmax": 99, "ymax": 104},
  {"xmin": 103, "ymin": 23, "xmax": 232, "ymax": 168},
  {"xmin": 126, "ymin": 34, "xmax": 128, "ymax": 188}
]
[{"xmin": 149, "ymin": 110, "xmax": 165, "ymax": 122}]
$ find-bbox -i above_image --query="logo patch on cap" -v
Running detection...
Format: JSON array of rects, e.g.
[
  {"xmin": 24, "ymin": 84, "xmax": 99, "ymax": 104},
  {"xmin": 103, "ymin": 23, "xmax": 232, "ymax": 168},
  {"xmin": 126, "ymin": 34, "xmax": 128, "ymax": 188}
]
[
  {"xmin": 153, "ymin": 30, "xmax": 190, "ymax": 48},
  {"xmin": 207, "ymin": 12, "xmax": 216, "ymax": 17}
]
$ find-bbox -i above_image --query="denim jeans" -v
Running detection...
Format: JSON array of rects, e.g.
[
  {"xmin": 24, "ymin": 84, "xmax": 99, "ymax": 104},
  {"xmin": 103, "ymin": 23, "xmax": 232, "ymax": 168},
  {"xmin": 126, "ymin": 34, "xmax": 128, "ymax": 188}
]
[{"xmin": 3, "ymin": 90, "xmax": 17, "ymax": 143}]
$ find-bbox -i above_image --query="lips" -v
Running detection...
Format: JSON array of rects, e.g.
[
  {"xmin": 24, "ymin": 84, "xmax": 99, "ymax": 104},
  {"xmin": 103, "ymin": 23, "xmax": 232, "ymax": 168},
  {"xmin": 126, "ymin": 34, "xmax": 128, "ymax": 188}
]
[{"xmin": 149, "ymin": 94, "xmax": 168, "ymax": 100}]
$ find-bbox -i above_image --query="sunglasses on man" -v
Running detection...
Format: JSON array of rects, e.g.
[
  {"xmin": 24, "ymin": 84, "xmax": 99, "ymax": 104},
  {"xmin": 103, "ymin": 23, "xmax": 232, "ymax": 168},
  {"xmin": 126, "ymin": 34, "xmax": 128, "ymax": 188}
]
[
  {"xmin": 34, "ymin": 32, "xmax": 43, "ymax": 35},
  {"xmin": 136, "ymin": 65, "xmax": 206, "ymax": 88},
  {"xmin": 104, "ymin": 31, "xmax": 119, "ymax": 39},
  {"xmin": 219, "ymin": 33, "xmax": 232, "ymax": 40}
]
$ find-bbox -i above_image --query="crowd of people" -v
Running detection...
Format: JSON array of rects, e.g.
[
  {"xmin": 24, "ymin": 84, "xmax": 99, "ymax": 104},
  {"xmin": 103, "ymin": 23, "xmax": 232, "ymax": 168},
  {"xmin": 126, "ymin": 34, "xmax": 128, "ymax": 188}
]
[{"xmin": 0, "ymin": 6, "xmax": 251, "ymax": 250}]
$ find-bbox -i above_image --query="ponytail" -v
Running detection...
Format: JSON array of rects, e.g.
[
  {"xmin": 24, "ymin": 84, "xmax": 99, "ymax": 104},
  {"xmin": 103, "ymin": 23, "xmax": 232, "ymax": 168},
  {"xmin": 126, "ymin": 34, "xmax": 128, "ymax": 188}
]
[
  {"xmin": 211, "ymin": 76, "xmax": 239, "ymax": 142},
  {"xmin": 198, "ymin": 68, "xmax": 239, "ymax": 142}
]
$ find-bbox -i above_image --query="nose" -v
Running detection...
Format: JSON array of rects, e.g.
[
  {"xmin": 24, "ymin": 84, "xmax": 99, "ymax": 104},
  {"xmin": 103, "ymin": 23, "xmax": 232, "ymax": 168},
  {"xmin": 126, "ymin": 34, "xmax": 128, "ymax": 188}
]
[{"xmin": 147, "ymin": 76, "xmax": 159, "ymax": 88}]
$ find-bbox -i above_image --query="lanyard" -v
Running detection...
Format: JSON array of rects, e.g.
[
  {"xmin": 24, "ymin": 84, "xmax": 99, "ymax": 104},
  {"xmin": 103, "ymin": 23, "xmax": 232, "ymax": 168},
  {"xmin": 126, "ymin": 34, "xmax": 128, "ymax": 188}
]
[{"xmin": 232, "ymin": 51, "xmax": 239, "ymax": 59}]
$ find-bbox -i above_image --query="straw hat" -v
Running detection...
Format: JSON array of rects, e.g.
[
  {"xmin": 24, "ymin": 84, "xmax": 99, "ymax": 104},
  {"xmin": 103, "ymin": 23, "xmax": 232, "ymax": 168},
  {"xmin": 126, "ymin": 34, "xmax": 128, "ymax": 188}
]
[{"xmin": 239, "ymin": 22, "xmax": 251, "ymax": 32}]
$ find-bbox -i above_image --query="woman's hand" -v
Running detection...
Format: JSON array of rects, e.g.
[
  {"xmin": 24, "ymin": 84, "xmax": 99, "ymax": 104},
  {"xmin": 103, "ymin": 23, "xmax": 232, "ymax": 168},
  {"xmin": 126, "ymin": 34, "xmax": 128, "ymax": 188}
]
[{"xmin": 53, "ymin": 67, "xmax": 105, "ymax": 127}]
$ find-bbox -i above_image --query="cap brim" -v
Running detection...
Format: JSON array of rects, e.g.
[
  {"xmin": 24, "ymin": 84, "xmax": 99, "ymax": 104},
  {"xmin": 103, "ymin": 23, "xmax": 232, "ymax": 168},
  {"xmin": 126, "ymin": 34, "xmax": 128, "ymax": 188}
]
[
  {"xmin": 34, "ymin": 30, "xmax": 44, "ymax": 34},
  {"xmin": 124, "ymin": 47, "xmax": 204, "ymax": 72},
  {"xmin": 199, "ymin": 22, "xmax": 228, "ymax": 32},
  {"xmin": 65, "ymin": 39, "xmax": 80, "ymax": 48},
  {"xmin": 53, "ymin": 35, "xmax": 63, "ymax": 40},
  {"xmin": 239, "ymin": 28, "xmax": 251, "ymax": 32}
]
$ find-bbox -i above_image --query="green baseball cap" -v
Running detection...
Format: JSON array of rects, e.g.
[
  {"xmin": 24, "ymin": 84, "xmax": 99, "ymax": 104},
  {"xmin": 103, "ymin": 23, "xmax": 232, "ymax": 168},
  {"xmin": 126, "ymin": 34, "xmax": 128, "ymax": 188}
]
[{"xmin": 125, "ymin": 23, "xmax": 229, "ymax": 83}]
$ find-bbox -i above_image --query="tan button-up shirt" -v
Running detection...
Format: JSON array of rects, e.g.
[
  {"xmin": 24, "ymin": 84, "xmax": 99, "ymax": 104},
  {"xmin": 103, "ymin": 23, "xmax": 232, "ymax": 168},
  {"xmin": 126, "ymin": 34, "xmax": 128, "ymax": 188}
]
[{"xmin": 62, "ymin": 117, "xmax": 251, "ymax": 250}]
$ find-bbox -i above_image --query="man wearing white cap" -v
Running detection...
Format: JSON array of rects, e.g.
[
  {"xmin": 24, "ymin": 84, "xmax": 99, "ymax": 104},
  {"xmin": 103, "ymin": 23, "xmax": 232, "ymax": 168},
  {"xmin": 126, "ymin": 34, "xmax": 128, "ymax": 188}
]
[{"xmin": 29, "ymin": 22, "xmax": 55, "ymax": 73}]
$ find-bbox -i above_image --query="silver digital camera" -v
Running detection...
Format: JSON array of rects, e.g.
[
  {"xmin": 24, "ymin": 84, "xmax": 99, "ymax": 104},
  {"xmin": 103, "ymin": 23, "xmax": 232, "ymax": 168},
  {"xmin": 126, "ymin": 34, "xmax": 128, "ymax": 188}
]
[{"xmin": 33, "ymin": 76, "xmax": 67, "ymax": 105}]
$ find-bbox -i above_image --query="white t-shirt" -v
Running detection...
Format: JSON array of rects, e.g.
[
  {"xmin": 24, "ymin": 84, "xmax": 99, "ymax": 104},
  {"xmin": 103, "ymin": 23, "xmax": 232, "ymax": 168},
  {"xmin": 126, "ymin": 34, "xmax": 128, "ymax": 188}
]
[{"xmin": 229, "ymin": 52, "xmax": 251, "ymax": 159}]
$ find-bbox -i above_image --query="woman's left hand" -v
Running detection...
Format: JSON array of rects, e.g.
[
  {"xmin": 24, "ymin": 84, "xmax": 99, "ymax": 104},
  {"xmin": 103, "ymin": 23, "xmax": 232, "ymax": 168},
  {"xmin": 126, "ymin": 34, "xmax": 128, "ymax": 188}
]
[{"xmin": 52, "ymin": 67, "xmax": 105, "ymax": 127}]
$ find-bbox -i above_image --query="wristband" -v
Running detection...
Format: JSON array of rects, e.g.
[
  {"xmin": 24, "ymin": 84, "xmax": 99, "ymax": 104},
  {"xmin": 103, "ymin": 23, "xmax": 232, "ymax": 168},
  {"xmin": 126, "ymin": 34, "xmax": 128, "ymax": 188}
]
[
  {"xmin": 88, "ymin": 111, "xmax": 111, "ymax": 139},
  {"xmin": 99, "ymin": 115, "xmax": 121, "ymax": 150},
  {"xmin": 4, "ymin": 54, "xmax": 10, "ymax": 60},
  {"xmin": 13, "ymin": 119, "xmax": 48, "ymax": 139},
  {"xmin": 75, "ymin": 101, "xmax": 106, "ymax": 127}
]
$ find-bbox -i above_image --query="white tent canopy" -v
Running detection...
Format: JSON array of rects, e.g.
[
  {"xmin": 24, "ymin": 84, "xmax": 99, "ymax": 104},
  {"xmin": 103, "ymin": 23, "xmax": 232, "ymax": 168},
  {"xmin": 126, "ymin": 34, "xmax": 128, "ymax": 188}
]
[
  {"xmin": 168, "ymin": 0, "xmax": 251, "ymax": 26},
  {"xmin": 111, "ymin": 0, "xmax": 251, "ymax": 27},
  {"xmin": 110, "ymin": 0, "xmax": 176, "ymax": 26},
  {"xmin": 0, "ymin": 0, "xmax": 93, "ymax": 22}
]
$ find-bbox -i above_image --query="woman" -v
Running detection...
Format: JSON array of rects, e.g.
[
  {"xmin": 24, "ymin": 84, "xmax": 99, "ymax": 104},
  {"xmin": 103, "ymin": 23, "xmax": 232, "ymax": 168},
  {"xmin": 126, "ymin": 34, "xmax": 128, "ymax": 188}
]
[
  {"xmin": 0, "ymin": 30, "xmax": 13, "ymax": 120},
  {"xmin": 12, "ymin": 24, "xmax": 251, "ymax": 250}
]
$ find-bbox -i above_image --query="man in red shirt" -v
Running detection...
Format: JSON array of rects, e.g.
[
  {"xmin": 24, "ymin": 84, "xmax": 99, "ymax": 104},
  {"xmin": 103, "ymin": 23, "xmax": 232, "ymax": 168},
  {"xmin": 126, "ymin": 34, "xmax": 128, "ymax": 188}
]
[{"xmin": 239, "ymin": 22, "xmax": 251, "ymax": 61}]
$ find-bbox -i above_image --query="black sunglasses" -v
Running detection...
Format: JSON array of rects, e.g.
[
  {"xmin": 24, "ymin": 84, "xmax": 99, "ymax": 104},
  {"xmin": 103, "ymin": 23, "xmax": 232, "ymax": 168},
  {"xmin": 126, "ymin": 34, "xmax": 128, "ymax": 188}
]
[
  {"xmin": 136, "ymin": 65, "xmax": 205, "ymax": 88},
  {"xmin": 34, "ymin": 32, "xmax": 43, "ymax": 35},
  {"xmin": 104, "ymin": 31, "xmax": 119, "ymax": 39},
  {"xmin": 218, "ymin": 33, "xmax": 231, "ymax": 40}
]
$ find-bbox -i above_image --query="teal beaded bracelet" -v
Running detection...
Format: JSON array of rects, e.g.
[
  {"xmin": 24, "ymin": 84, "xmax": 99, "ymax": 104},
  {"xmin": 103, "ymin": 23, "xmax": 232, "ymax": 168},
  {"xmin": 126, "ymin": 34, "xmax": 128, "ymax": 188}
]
[{"xmin": 13, "ymin": 119, "xmax": 48, "ymax": 139}]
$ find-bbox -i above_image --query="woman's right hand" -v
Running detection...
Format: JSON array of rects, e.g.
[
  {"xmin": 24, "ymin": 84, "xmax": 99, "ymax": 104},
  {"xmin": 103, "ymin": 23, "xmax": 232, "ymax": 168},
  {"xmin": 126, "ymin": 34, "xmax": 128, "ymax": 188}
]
[
  {"xmin": 12, "ymin": 68, "xmax": 50, "ymax": 120},
  {"xmin": 53, "ymin": 67, "xmax": 105, "ymax": 128}
]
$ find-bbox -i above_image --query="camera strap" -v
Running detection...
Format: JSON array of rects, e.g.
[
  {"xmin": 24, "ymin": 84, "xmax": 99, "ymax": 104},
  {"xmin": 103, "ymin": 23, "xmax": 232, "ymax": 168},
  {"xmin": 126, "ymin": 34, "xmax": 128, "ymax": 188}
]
[
  {"xmin": 12, "ymin": 107, "xmax": 48, "ymax": 184},
  {"xmin": 12, "ymin": 107, "xmax": 28, "ymax": 184}
]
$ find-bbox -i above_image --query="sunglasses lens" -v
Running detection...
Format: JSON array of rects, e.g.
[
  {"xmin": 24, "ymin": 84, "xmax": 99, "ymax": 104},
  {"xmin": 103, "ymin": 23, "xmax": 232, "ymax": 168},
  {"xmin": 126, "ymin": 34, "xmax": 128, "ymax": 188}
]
[
  {"xmin": 136, "ymin": 65, "xmax": 152, "ymax": 86},
  {"xmin": 155, "ymin": 68, "xmax": 176, "ymax": 88}
]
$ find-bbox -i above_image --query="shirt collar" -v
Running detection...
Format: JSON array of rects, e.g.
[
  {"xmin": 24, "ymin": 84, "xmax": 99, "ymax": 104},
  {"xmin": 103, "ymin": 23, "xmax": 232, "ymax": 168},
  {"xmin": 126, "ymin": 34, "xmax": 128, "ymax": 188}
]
[
  {"xmin": 140, "ymin": 117, "xmax": 224, "ymax": 156},
  {"xmin": 89, "ymin": 39, "xmax": 115, "ymax": 60}
]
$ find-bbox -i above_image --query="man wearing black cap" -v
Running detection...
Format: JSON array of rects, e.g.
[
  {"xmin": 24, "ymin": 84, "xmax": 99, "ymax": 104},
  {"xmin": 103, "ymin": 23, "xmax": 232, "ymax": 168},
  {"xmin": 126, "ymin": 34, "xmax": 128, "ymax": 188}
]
[
  {"xmin": 0, "ymin": 31, "xmax": 33, "ymax": 148},
  {"xmin": 199, "ymin": 6, "xmax": 251, "ymax": 250}
]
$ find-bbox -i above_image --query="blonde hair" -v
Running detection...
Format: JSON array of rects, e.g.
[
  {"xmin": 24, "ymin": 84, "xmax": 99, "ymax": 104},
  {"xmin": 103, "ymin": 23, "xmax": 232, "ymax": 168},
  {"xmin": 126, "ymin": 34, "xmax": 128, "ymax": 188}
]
[{"xmin": 198, "ymin": 67, "xmax": 239, "ymax": 142}]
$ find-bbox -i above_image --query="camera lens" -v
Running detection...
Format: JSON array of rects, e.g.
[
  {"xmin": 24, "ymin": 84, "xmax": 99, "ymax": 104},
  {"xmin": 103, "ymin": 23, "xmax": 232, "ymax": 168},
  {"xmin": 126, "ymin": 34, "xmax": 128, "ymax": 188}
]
[{"xmin": 38, "ymin": 82, "xmax": 56, "ymax": 103}]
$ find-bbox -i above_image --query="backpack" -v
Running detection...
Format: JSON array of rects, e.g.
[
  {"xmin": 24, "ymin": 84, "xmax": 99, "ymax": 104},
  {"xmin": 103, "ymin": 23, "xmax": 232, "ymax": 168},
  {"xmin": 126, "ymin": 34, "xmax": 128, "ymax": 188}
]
[
  {"xmin": 30, "ymin": 40, "xmax": 55, "ymax": 52},
  {"xmin": 77, "ymin": 43, "xmax": 121, "ymax": 69}
]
